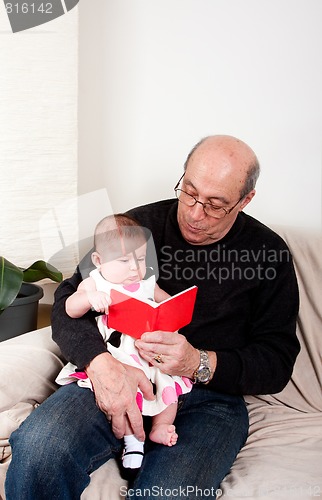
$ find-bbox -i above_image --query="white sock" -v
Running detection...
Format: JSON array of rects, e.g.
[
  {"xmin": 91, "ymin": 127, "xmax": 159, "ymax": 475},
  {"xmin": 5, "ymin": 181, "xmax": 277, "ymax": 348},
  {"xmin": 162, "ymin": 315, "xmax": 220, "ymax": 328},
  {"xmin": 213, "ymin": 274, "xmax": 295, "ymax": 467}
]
[{"xmin": 122, "ymin": 435, "xmax": 144, "ymax": 469}]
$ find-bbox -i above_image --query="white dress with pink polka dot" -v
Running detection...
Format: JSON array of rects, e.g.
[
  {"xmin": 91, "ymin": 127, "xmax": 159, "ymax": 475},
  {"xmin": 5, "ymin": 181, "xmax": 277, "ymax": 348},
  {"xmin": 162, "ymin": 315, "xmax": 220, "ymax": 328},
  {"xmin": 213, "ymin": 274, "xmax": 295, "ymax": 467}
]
[{"xmin": 55, "ymin": 270, "xmax": 192, "ymax": 416}]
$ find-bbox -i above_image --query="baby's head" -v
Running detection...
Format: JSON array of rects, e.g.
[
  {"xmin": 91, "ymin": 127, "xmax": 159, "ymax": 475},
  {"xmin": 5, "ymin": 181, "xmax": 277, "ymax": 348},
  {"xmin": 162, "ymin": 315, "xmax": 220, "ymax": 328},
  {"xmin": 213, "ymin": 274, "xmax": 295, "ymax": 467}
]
[{"xmin": 91, "ymin": 214, "xmax": 148, "ymax": 285}]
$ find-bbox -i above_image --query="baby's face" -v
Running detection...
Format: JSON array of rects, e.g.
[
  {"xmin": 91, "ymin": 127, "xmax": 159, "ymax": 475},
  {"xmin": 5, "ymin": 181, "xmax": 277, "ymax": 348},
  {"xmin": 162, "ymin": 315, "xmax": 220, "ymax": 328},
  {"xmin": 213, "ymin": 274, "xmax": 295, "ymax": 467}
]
[{"xmin": 100, "ymin": 243, "xmax": 147, "ymax": 284}]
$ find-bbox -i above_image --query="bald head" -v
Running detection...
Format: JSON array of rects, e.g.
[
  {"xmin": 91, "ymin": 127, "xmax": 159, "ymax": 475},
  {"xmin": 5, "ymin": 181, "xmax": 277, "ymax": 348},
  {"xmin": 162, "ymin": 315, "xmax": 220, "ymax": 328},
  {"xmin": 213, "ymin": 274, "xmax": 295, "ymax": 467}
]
[{"xmin": 184, "ymin": 135, "xmax": 260, "ymax": 198}]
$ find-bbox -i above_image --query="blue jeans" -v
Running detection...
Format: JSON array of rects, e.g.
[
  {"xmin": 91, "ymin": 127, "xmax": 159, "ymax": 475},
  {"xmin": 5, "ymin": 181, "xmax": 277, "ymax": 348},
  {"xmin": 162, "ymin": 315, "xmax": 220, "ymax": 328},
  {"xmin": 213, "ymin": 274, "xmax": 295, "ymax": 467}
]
[{"xmin": 5, "ymin": 383, "xmax": 248, "ymax": 500}]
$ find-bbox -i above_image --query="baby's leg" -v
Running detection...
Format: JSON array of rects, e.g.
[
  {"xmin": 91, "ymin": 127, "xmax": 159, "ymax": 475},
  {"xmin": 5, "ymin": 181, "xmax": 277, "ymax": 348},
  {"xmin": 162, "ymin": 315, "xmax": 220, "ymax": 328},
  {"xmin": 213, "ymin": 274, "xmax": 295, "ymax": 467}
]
[
  {"xmin": 149, "ymin": 402, "xmax": 178, "ymax": 446},
  {"xmin": 122, "ymin": 418, "xmax": 144, "ymax": 473}
]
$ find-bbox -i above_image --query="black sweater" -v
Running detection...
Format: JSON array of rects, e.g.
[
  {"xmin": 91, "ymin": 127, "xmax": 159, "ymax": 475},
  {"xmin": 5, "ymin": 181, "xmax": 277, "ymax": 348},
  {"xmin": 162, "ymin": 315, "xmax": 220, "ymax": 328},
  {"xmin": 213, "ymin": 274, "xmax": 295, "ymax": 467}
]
[{"xmin": 52, "ymin": 199, "xmax": 300, "ymax": 396}]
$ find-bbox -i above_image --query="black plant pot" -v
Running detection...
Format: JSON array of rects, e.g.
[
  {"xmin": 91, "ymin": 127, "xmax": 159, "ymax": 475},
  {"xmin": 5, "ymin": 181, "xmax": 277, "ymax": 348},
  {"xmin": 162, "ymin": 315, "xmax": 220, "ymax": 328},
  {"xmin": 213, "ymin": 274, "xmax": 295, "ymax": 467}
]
[{"xmin": 0, "ymin": 283, "xmax": 44, "ymax": 342}]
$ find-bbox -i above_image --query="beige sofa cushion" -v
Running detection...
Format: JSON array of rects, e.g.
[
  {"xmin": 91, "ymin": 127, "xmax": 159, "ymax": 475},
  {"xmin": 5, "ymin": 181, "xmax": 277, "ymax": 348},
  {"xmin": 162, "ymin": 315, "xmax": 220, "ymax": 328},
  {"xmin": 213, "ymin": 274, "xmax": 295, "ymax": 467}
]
[{"xmin": 0, "ymin": 327, "xmax": 64, "ymax": 498}]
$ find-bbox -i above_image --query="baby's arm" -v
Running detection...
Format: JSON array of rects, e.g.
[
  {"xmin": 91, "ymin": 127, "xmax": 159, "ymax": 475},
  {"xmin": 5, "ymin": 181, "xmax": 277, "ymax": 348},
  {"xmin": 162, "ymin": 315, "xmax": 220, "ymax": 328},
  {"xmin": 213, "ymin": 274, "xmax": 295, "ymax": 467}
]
[
  {"xmin": 65, "ymin": 277, "xmax": 111, "ymax": 318},
  {"xmin": 154, "ymin": 283, "xmax": 171, "ymax": 303}
]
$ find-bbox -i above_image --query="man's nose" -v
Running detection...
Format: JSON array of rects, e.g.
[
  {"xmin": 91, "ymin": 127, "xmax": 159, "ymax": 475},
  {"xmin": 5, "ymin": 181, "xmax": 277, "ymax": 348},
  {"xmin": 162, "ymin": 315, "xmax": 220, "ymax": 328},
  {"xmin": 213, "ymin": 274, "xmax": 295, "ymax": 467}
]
[{"xmin": 189, "ymin": 200, "xmax": 207, "ymax": 220}]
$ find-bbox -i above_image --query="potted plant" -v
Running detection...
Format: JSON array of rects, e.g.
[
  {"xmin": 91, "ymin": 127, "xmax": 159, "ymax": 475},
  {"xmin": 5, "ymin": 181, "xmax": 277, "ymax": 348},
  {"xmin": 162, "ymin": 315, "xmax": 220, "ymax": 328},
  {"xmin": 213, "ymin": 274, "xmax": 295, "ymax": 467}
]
[{"xmin": 0, "ymin": 257, "xmax": 63, "ymax": 341}]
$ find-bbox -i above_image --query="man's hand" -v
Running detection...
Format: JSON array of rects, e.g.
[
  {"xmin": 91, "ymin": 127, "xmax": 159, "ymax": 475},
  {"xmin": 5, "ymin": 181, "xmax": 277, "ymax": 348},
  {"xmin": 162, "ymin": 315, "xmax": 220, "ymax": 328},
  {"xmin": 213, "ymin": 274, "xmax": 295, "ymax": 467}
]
[
  {"xmin": 86, "ymin": 353, "xmax": 155, "ymax": 441},
  {"xmin": 135, "ymin": 331, "xmax": 217, "ymax": 381},
  {"xmin": 135, "ymin": 331, "xmax": 199, "ymax": 378}
]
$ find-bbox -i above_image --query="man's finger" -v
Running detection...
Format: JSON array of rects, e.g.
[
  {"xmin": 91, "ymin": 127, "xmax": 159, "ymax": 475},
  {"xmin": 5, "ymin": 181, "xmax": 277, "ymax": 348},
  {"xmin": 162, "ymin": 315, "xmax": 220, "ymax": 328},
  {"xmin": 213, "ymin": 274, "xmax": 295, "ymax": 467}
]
[
  {"xmin": 137, "ymin": 371, "xmax": 155, "ymax": 401},
  {"xmin": 111, "ymin": 413, "xmax": 127, "ymax": 440},
  {"xmin": 126, "ymin": 406, "xmax": 145, "ymax": 442},
  {"xmin": 140, "ymin": 330, "xmax": 179, "ymax": 344}
]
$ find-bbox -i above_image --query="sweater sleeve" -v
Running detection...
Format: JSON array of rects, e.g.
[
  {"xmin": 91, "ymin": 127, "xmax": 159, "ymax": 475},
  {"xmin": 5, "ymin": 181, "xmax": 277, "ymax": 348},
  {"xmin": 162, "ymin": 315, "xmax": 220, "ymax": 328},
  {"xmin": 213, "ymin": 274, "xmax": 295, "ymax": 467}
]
[
  {"xmin": 51, "ymin": 268, "xmax": 108, "ymax": 369},
  {"xmin": 208, "ymin": 255, "xmax": 300, "ymax": 395}
]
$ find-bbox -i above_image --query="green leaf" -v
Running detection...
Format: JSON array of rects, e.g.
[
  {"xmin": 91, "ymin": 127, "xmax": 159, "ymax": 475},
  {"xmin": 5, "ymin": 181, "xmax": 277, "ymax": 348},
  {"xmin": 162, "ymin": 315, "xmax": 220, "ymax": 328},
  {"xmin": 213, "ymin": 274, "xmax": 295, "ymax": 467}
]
[
  {"xmin": 0, "ymin": 257, "xmax": 62, "ymax": 315},
  {"xmin": 0, "ymin": 257, "xmax": 23, "ymax": 312},
  {"xmin": 22, "ymin": 260, "xmax": 63, "ymax": 284}
]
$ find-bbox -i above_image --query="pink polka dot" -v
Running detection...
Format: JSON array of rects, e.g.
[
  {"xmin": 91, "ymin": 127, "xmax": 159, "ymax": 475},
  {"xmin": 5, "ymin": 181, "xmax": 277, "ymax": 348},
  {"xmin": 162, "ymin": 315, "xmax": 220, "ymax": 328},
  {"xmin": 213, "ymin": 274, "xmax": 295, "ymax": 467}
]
[
  {"xmin": 69, "ymin": 371, "xmax": 88, "ymax": 380},
  {"xmin": 130, "ymin": 354, "xmax": 143, "ymax": 366},
  {"xmin": 123, "ymin": 283, "xmax": 140, "ymax": 293},
  {"xmin": 162, "ymin": 386, "xmax": 177, "ymax": 405},
  {"xmin": 102, "ymin": 314, "xmax": 108, "ymax": 326},
  {"xmin": 175, "ymin": 382, "xmax": 183, "ymax": 397},
  {"xmin": 136, "ymin": 392, "xmax": 143, "ymax": 412},
  {"xmin": 182, "ymin": 376, "xmax": 193, "ymax": 389}
]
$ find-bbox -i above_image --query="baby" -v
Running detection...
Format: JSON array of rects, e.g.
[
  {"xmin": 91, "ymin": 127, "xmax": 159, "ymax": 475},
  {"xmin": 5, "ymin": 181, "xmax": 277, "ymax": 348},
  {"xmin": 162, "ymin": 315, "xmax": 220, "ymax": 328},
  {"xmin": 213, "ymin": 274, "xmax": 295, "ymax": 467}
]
[{"xmin": 56, "ymin": 214, "xmax": 192, "ymax": 477}]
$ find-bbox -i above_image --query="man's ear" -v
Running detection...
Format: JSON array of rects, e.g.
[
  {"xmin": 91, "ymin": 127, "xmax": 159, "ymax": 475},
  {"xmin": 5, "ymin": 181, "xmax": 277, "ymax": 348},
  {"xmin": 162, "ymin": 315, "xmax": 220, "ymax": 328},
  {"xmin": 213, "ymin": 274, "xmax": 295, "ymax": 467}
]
[
  {"xmin": 239, "ymin": 189, "xmax": 256, "ymax": 211},
  {"xmin": 91, "ymin": 251, "xmax": 102, "ymax": 268}
]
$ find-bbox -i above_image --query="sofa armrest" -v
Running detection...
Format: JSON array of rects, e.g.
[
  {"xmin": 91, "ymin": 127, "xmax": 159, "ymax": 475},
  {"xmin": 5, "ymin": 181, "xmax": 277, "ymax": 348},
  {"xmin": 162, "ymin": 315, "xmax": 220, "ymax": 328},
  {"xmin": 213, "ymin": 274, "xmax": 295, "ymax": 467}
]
[{"xmin": 0, "ymin": 327, "xmax": 64, "ymax": 497}]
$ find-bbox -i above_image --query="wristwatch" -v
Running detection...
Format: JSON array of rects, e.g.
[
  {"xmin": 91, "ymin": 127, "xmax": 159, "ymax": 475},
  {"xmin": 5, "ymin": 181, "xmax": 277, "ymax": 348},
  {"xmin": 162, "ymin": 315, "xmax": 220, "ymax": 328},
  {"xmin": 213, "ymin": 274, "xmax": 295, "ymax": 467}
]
[{"xmin": 193, "ymin": 349, "xmax": 211, "ymax": 384}]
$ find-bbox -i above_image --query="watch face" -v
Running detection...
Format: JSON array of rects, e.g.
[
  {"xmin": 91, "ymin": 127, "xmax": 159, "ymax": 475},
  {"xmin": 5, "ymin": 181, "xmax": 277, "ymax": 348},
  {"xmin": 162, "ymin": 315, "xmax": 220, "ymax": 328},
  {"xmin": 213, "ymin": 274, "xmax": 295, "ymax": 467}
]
[{"xmin": 197, "ymin": 367, "xmax": 211, "ymax": 383}]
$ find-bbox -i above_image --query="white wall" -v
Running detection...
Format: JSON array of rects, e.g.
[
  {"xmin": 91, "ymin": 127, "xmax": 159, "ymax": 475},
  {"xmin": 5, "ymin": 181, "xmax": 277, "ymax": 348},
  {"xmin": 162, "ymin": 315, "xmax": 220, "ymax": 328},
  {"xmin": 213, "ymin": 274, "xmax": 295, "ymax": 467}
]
[
  {"xmin": 79, "ymin": 0, "xmax": 321, "ymax": 230},
  {"xmin": 0, "ymin": 8, "xmax": 78, "ymax": 274}
]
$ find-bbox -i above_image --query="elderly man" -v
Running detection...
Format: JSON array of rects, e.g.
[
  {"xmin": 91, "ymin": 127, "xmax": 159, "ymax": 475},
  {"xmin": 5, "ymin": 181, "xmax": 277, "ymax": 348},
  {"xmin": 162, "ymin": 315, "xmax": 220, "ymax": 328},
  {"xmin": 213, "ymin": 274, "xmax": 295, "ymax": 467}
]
[{"xmin": 6, "ymin": 135, "xmax": 300, "ymax": 500}]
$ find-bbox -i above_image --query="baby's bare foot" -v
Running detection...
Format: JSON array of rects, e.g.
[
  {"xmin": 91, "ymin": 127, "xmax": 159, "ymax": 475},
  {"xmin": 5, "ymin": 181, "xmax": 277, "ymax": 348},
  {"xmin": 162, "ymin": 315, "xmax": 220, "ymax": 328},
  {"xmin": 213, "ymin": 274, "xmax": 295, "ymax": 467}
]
[{"xmin": 149, "ymin": 424, "xmax": 178, "ymax": 446}]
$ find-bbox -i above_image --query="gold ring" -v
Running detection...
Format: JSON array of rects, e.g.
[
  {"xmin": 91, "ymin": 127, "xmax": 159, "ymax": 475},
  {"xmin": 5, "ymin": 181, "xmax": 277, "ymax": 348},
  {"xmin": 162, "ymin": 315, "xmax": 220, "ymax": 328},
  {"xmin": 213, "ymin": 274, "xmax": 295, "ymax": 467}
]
[{"xmin": 154, "ymin": 354, "xmax": 163, "ymax": 364}]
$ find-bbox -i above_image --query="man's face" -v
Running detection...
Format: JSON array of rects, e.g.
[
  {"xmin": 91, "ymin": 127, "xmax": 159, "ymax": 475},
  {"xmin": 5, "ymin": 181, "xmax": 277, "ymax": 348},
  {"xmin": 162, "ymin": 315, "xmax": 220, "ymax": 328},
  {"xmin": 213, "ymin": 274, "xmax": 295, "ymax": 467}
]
[{"xmin": 177, "ymin": 144, "xmax": 255, "ymax": 245}]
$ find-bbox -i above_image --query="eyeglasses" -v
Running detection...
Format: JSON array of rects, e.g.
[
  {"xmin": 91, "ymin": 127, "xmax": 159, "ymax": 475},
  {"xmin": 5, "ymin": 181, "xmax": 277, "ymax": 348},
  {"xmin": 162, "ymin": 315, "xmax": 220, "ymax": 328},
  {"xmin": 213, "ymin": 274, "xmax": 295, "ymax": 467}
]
[{"xmin": 174, "ymin": 173, "xmax": 243, "ymax": 219}]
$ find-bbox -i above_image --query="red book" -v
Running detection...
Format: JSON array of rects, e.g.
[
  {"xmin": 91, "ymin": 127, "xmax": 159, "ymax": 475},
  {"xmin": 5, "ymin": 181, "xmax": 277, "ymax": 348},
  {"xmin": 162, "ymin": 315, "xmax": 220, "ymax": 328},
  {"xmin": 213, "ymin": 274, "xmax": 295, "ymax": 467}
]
[{"xmin": 108, "ymin": 285, "xmax": 198, "ymax": 339}]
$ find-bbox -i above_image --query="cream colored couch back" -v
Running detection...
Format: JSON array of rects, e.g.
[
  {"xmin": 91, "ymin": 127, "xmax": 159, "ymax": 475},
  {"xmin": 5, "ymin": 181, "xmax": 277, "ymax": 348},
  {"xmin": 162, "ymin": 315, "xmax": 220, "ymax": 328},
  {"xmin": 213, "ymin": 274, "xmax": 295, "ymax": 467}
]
[{"xmin": 248, "ymin": 225, "xmax": 322, "ymax": 413}]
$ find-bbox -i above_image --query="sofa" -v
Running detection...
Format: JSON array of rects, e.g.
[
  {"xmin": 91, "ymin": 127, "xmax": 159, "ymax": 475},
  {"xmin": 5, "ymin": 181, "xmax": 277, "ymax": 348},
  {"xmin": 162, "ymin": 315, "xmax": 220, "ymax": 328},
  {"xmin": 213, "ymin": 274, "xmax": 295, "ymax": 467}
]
[{"xmin": 0, "ymin": 225, "xmax": 321, "ymax": 500}]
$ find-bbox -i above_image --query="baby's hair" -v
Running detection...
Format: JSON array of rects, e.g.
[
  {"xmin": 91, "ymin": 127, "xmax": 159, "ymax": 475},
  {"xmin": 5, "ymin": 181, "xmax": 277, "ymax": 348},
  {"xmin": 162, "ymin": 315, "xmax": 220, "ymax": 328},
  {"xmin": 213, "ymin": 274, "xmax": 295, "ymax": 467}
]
[{"xmin": 94, "ymin": 214, "xmax": 148, "ymax": 262}]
